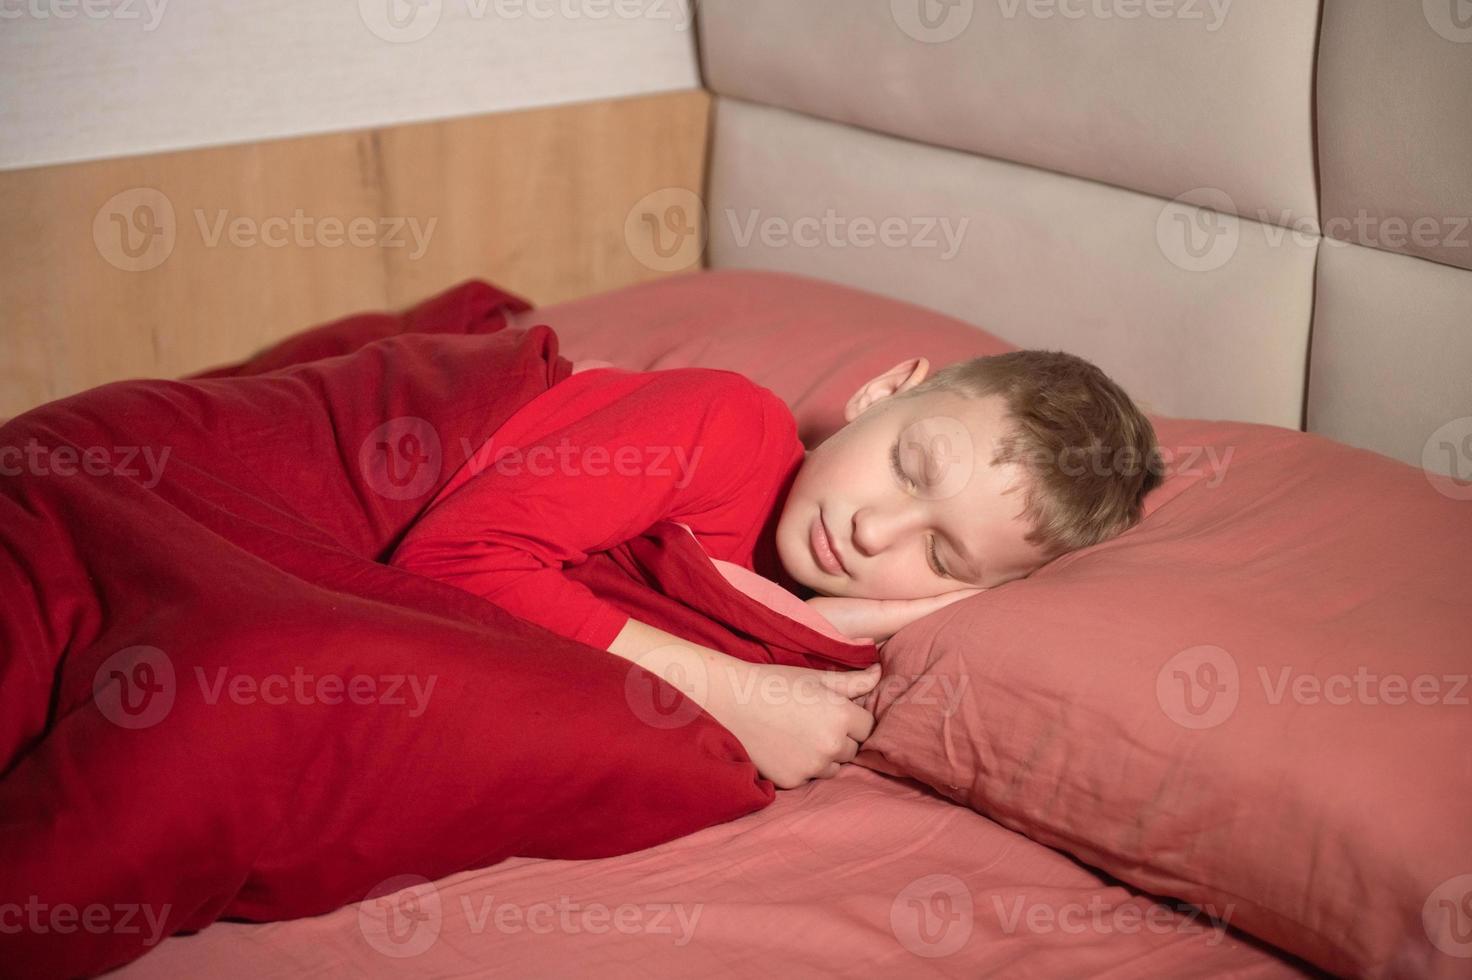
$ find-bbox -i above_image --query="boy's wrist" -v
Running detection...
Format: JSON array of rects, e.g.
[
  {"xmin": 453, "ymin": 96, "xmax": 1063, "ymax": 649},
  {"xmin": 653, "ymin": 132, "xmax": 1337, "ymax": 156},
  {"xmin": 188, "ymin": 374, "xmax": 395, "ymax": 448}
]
[{"xmin": 606, "ymin": 617, "xmax": 745, "ymax": 715}]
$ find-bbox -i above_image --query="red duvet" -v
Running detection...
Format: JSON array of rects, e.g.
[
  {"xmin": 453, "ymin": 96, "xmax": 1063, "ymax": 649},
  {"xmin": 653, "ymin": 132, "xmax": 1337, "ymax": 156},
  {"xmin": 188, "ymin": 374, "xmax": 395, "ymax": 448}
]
[{"xmin": 0, "ymin": 282, "xmax": 874, "ymax": 978}]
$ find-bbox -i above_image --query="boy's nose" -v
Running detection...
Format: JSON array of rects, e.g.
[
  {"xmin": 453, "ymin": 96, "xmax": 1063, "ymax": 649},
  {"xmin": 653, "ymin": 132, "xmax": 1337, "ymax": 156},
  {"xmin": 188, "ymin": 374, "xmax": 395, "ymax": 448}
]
[{"xmin": 850, "ymin": 504, "xmax": 923, "ymax": 557}]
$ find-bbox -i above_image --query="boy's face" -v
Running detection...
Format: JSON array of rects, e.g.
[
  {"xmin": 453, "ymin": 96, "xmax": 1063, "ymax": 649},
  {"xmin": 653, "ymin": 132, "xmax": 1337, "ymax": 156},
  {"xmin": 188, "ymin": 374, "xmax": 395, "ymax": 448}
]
[{"xmin": 775, "ymin": 358, "xmax": 1051, "ymax": 599}]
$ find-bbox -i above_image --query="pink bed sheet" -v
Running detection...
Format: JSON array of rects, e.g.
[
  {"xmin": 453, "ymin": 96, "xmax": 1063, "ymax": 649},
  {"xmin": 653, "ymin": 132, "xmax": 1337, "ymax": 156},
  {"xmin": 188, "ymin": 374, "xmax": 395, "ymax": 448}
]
[{"xmin": 113, "ymin": 767, "xmax": 1317, "ymax": 979}]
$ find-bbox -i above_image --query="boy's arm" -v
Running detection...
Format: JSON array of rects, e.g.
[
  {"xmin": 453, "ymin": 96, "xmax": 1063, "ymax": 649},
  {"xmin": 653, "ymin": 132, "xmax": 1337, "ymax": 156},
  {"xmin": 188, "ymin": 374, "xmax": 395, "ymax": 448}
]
[
  {"xmin": 804, "ymin": 590, "xmax": 984, "ymax": 645},
  {"xmin": 389, "ymin": 369, "xmax": 797, "ymax": 650},
  {"xmin": 606, "ymin": 617, "xmax": 880, "ymax": 789}
]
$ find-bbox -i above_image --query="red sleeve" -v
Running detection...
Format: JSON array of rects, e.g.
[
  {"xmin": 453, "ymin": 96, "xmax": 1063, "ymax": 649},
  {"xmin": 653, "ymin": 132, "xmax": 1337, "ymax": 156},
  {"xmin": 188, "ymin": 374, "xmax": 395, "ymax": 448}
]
[{"xmin": 388, "ymin": 367, "xmax": 803, "ymax": 650}]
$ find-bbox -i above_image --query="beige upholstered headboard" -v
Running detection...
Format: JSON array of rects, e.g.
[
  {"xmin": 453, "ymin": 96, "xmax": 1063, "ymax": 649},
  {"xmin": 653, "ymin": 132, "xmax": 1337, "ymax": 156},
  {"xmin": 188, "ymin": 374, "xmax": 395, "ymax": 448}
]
[{"xmin": 695, "ymin": 0, "xmax": 1472, "ymax": 474}]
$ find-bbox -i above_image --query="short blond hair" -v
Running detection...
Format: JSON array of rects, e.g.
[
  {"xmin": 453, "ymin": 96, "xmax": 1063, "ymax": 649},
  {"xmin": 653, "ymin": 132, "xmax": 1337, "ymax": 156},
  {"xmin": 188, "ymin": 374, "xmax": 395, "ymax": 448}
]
[{"xmin": 904, "ymin": 350, "xmax": 1162, "ymax": 560}]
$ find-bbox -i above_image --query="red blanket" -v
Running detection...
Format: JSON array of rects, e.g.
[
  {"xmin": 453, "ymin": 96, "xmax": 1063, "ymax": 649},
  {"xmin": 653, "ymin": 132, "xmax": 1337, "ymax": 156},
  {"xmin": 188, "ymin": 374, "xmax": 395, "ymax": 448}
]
[{"xmin": 0, "ymin": 282, "xmax": 875, "ymax": 978}]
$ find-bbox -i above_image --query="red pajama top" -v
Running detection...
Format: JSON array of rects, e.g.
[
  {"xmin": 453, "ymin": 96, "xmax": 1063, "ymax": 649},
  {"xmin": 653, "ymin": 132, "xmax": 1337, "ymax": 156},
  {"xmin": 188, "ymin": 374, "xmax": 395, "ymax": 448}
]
[{"xmin": 390, "ymin": 366, "xmax": 807, "ymax": 649}]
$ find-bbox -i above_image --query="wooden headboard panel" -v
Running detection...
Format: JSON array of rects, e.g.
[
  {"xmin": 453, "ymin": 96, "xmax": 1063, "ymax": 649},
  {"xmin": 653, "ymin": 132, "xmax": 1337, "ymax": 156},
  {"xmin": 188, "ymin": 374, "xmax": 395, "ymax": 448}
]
[{"xmin": 0, "ymin": 90, "xmax": 709, "ymax": 418}]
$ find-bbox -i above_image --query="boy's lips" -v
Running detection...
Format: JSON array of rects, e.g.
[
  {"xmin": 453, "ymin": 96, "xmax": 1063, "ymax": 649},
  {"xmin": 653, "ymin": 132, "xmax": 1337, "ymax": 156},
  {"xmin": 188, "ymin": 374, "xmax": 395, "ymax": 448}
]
[{"xmin": 810, "ymin": 511, "xmax": 848, "ymax": 576}]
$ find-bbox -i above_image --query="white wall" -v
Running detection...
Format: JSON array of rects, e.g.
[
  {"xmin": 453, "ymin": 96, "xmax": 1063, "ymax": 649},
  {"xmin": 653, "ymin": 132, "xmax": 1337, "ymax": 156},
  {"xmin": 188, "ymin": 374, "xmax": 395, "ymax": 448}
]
[{"xmin": 0, "ymin": 0, "xmax": 700, "ymax": 170}]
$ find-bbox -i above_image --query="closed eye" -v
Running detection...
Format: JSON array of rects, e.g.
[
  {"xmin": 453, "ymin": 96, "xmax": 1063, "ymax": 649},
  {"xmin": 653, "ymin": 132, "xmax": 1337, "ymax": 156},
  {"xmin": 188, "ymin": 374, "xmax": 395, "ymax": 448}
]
[
  {"xmin": 889, "ymin": 441, "xmax": 915, "ymax": 490},
  {"xmin": 927, "ymin": 535, "xmax": 950, "ymax": 578},
  {"xmin": 894, "ymin": 441, "xmax": 951, "ymax": 578}
]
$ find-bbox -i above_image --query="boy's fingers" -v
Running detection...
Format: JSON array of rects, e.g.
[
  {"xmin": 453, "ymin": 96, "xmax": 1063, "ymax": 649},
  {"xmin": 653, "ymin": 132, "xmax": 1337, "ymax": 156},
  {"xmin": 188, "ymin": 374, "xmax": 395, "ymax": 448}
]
[
  {"xmin": 820, "ymin": 663, "xmax": 881, "ymax": 697},
  {"xmin": 865, "ymin": 590, "xmax": 981, "ymax": 639},
  {"xmin": 911, "ymin": 588, "xmax": 984, "ymax": 617}
]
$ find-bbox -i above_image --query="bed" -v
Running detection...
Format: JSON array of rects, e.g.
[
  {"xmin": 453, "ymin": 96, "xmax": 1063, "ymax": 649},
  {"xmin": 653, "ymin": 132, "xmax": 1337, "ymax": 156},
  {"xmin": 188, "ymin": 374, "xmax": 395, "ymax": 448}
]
[
  {"xmin": 109, "ymin": 766, "xmax": 1313, "ymax": 979},
  {"xmin": 3, "ymin": 267, "xmax": 1464, "ymax": 979},
  {"xmin": 3, "ymin": 2, "xmax": 1470, "ymax": 979}
]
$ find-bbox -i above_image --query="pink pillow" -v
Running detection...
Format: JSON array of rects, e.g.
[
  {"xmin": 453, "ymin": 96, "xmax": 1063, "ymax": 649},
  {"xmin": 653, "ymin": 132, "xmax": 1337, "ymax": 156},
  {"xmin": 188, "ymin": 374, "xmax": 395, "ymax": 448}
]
[
  {"xmin": 511, "ymin": 269, "xmax": 1014, "ymax": 446},
  {"xmin": 855, "ymin": 417, "xmax": 1472, "ymax": 979},
  {"xmin": 534, "ymin": 270, "xmax": 1472, "ymax": 980}
]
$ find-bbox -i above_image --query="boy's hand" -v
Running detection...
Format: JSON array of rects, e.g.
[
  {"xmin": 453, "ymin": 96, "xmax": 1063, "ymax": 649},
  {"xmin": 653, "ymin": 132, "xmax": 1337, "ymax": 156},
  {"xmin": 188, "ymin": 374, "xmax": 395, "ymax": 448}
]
[
  {"xmin": 804, "ymin": 589, "xmax": 984, "ymax": 645},
  {"xmin": 608, "ymin": 618, "xmax": 882, "ymax": 788},
  {"xmin": 703, "ymin": 661, "xmax": 880, "ymax": 790}
]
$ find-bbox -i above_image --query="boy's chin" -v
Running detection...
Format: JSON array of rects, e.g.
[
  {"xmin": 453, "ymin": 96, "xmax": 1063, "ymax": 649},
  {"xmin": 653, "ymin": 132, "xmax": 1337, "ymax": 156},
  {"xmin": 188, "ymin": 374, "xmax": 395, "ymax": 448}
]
[
  {"xmin": 800, "ymin": 576, "xmax": 858, "ymax": 599},
  {"xmin": 777, "ymin": 557, "xmax": 834, "ymax": 599}
]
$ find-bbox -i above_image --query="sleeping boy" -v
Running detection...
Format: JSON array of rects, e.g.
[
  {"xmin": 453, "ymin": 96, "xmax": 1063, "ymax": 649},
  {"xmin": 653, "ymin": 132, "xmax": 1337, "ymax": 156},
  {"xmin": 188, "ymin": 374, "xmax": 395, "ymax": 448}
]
[{"xmin": 390, "ymin": 349, "xmax": 1160, "ymax": 788}]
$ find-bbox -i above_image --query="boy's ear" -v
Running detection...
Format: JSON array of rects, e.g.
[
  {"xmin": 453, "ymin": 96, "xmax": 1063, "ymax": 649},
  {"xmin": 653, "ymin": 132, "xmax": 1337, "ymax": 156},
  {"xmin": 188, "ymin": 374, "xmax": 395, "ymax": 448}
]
[{"xmin": 844, "ymin": 357, "xmax": 931, "ymax": 423}]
